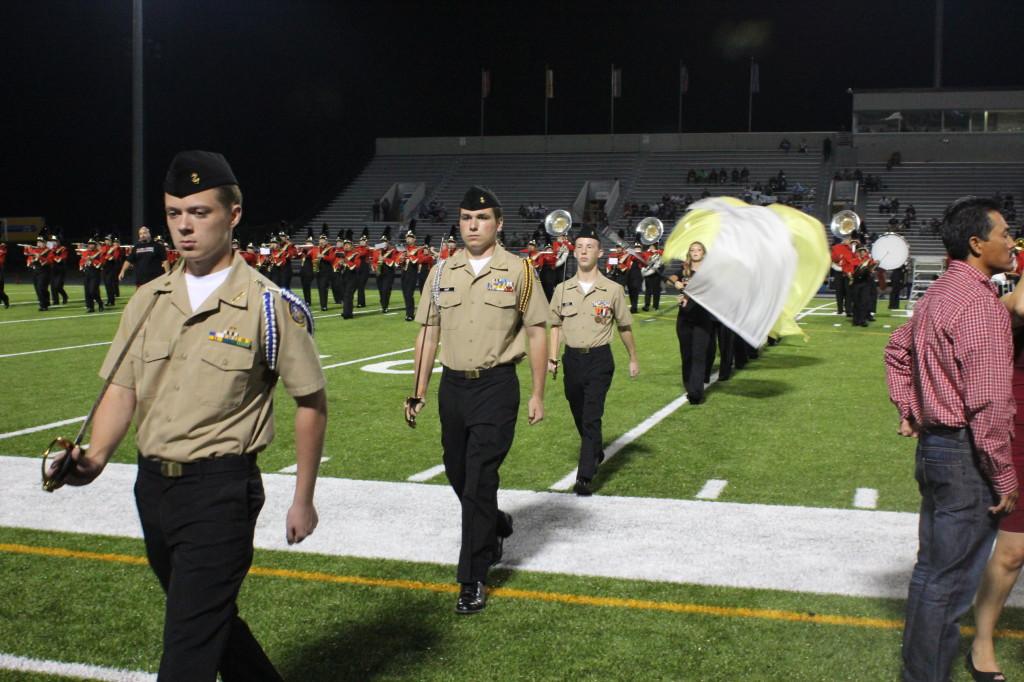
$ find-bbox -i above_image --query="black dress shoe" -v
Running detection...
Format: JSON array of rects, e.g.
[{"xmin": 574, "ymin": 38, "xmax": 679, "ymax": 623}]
[
  {"xmin": 455, "ymin": 582, "xmax": 486, "ymax": 614},
  {"xmin": 573, "ymin": 478, "xmax": 593, "ymax": 496},
  {"xmin": 405, "ymin": 316, "xmax": 414, "ymax": 321},
  {"xmin": 498, "ymin": 510, "xmax": 514, "ymax": 538},
  {"xmin": 596, "ymin": 451, "xmax": 605, "ymax": 466}
]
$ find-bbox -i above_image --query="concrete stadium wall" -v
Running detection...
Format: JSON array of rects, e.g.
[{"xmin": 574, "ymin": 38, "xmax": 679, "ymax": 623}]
[
  {"xmin": 376, "ymin": 132, "xmax": 834, "ymax": 156},
  {"xmin": 850, "ymin": 132, "xmax": 1024, "ymax": 163}
]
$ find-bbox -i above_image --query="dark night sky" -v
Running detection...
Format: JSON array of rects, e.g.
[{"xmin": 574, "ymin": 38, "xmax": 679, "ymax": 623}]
[{"xmin": 3, "ymin": 0, "xmax": 1023, "ymax": 237}]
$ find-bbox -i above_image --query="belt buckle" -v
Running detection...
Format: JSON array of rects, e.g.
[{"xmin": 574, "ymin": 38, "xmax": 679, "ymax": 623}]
[
  {"xmin": 160, "ymin": 461, "xmax": 184, "ymax": 478},
  {"xmin": 465, "ymin": 369, "xmax": 480, "ymax": 379},
  {"xmin": 580, "ymin": 347, "xmax": 590, "ymax": 354}
]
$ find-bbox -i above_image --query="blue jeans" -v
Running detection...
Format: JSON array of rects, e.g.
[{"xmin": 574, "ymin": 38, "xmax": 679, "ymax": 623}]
[{"xmin": 902, "ymin": 431, "xmax": 998, "ymax": 682}]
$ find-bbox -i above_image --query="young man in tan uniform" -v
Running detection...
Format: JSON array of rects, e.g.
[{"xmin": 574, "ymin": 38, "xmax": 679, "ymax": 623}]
[
  {"xmin": 405, "ymin": 185, "xmax": 548, "ymax": 614},
  {"xmin": 548, "ymin": 225, "xmax": 638, "ymax": 496},
  {"xmin": 54, "ymin": 150, "xmax": 327, "ymax": 681}
]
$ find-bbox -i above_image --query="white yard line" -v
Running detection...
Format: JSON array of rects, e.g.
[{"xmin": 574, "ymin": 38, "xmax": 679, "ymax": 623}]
[
  {"xmin": 795, "ymin": 301, "xmax": 836, "ymax": 320},
  {"xmin": 696, "ymin": 479, "xmax": 728, "ymax": 500},
  {"xmin": 407, "ymin": 463, "xmax": 446, "ymax": 483},
  {"xmin": 0, "ymin": 311, "xmax": 121, "ymax": 325},
  {"xmin": 277, "ymin": 456, "xmax": 330, "ymax": 474},
  {"xmin": 0, "ymin": 416, "xmax": 87, "ymax": 441},
  {"xmin": 853, "ymin": 488, "xmax": 879, "ymax": 509},
  {"xmin": 549, "ymin": 372, "xmax": 719, "ymax": 491},
  {"xmin": 321, "ymin": 347, "xmax": 414, "ymax": 370},
  {"xmin": 0, "ymin": 653, "xmax": 154, "ymax": 681},
  {"xmin": 0, "ymin": 341, "xmax": 111, "ymax": 359}
]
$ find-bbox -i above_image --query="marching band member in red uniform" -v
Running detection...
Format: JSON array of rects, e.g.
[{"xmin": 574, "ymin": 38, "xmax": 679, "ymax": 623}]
[
  {"xmin": 400, "ymin": 229, "xmax": 421, "ymax": 320},
  {"xmin": 439, "ymin": 226, "xmax": 460, "ymax": 260},
  {"xmin": 275, "ymin": 231, "xmax": 298, "ymax": 290},
  {"xmin": 337, "ymin": 229, "xmax": 360, "ymax": 319},
  {"xmin": 79, "ymin": 236, "xmax": 104, "ymax": 312},
  {"xmin": 26, "ymin": 235, "xmax": 53, "ymax": 310},
  {"xmin": 314, "ymin": 230, "xmax": 334, "ymax": 311},
  {"xmin": 240, "ymin": 242, "xmax": 259, "ymax": 268},
  {"xmin": 355, "ymin": 227, "xmax": 372, "ymax": 308},
  {"xmin": 849, "ymin": 245, "xmax": 877, "ymax": 327},
  {"xmin": 49, "ymin": 235, "xmax": 69, "ymax": 305},
  {"xmin": 297, "ymin": 231, "xmax": 317, "ymax": 307},
  {"xmin": 0, "ymin": 242, "xmax": 9, "ymax": 308},
  {"xmin": 417, "ymin": 234, "xmax": 437, "ymax": 291},
  {"xmin": 622, "ymin": 240, "xmax": 646, "ymax": 313},
  {"xmin": 642, "ymin": 241, "xmax": 664, "ymax": 311},
  {"xmin": 375, "ymin": 227, "xmax": 398, "ymax": 313},
  {"xmin": 830, "ymin": 236, "xmax": 855, "ymax": 316},
  {"xmin": 536, "ymin": 237, "xmax": 559, "ymax": 302},
  {"xmin": 99, "ymin": 235, "xmax": 120, "ymax": 307}
]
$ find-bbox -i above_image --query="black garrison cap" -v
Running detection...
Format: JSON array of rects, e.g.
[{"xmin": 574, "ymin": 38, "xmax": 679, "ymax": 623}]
[
  {"xmin": 163, "ymin": 150, "xmax": 238, "ymax": 198},
  {"xmin": 459, "ymin": 185, "xmax": 501, "ymax": 210},
  {"xmin": 575, "ymin": 224, "xmax": 601, "ymax": 242}
]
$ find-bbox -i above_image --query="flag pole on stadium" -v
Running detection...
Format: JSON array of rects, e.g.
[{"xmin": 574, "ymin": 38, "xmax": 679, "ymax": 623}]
[
  {"xmin": 544, "ymin": 66, "xmax": 553, "ymax": 138},
  {"xmin": 678, "ymin": 62, "xmax": 688, "ymax": 134},
  {"xmin": 480, "ymin": 68, "xmax": 489, "ymax": 138},
  {"xmin": 132, "ymin": 0, "xmax": 144, "ymax": 233}
]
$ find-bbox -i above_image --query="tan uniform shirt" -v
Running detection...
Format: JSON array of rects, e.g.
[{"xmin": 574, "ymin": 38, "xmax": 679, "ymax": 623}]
[
  {"xmin": 549, "ymin": 273, "xmax": 632, "ymax": 348},
  {"xmin": 415, "ymin": 244, "xmax": 548, "ymax": 371},
  {"xmin": 100, "ymin": 254, "xmax": 325, "ymax": 462}
]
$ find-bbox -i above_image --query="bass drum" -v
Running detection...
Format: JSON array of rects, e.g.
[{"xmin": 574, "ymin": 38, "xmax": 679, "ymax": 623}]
[{"xmin": 871, "ymin": 233, "xmax": 910, "ymax": 270}]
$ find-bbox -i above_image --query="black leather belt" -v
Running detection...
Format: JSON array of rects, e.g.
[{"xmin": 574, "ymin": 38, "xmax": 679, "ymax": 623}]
[
  {"xmin": 138, "ymin": 452, "xmax": 257, "ymax": 478},
  {"xmin": 565, "ymin": 344, "xmax": 610, "ymax": 355},
  {"xmin": 443, "ymin": 363, "xmax": 515, "ymax": 380}
]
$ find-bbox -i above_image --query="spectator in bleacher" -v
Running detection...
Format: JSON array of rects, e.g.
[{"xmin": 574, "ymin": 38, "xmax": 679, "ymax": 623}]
[
  {"xmin": 885, "ymin": 150, "xmax": 902, "ymax": 171},
  {"xmin": 798, "ymin": 138, "xmax": 808, "ymax": 154},
  {"xmin": 889, "ymin": 215, "xmax": 901, "ymax": 231},
  {"xmin": 879, "ymin": 196, "xmax": 890, "ymax": 214},
  {"xmin": 700, "ymin": 189, "xmax": 711, "ymax": 199},
  {"xmin": 778, "ymin": 137, "xmax": 791, "ymax": 153},
  {"xmin": 740, "ymin": 167, "xmax": 750, "ymax": 182},
  {"xmin": 906, "ymin": 204, "xmax": 917, "ymax": 221},
  {"xmin": 929, "ymin": 217, "xmax": 942, "ymax": 234},
  {"xmin": 381, "ymin": 197, "xmax": 391, "ymax": 220},
  {"xmin": 730, "ymin": 168, "xmax": 740, "ymax": 183},
  {"xmin": 372, "ymin": 199, "xmax": 381, "ymax": 221},
  {"xmin": 890, "ymin": 198, "xmax": 900, "ymax": 214},
  {"xmin": 719, "ymin": 168, "xmax": 728, "ymax": 183},
  {"xmin": 822, "ymin": 137, "xmax": 832, "ymax": 161},
  {"xmin": 686, "ymin": 169, "xmax": 697, "ymax": 184},
  {"xmin": 707, "ymin": 169, "xmax": 718, "ymax": 184}
]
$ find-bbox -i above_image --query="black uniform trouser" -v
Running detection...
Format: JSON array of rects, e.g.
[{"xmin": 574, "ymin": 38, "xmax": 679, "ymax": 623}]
[
  {"xmin": 340, "ymin": 270, "xmax": 356, "ymax": 318},
  {"xmin": 643, "ymin": 274, "xmax": 662, "ymax": 310},
  {"xmin": 277, "ymin": 264, "xmax": 292, "ymax": 291},
  {"xmin": 50, "ymin": 267, "xmax": 68, "ymax": 304},
  {"xmin": 677, "ymin": 310, "xmax": 714, "ymax": 403},
  {"xmin": 32, "ymin": 267, "xmax": 51, "ymax": 309},
  {"xmin": 889, "ymin": 273, "xmax": 905, "ymax": 309},
  {"xmin": 356, "ymin": 265, "xmax": 369, "ymax": 306},
  {"xmin": 134, "ymin": 455, "xmax": 282, "ymax": 682},
  {"xmin": 626, "ymin": 272, "xmax": 642, "ymax": 312},
  {"xmin": 417, "ymin": 265, "xmax": 429, "ymax": 292},
  {"xmin": 832, "ymin": 270, "xmax": 848, "ymax": 314},
  {"xmin": 563, "ymin": 345, "xmax": 614, "ymax": 481},
  {"xmin": 316, "ymin": 270, "xmax": 332, "ymax": 310},
  {"xmin": 540, "ymin": 268, "xmax": 557, "ymax": 302},
  {"xmin": 102, "ymin": 266, "xmax": 118, "ymax": 305},
  {"xmin": 0, "ymin": 268, "xmax": 7, "ymax": 307},
  {"xmin": 378, "ymin": 267, "xmax": 395, "ymax": 311},
  {"xmin": 438, "ymin": 365, "xmax": 518, "ymax": 584},
  {"xmin": 299, "ymin": 268, "xmax": 314, "ymax": 307},
  {"xmin": 869, "ymin": 278, "xmax": 878, "ymax": 315},
  {"xmin": 83, "ymin": 268, "xmax": 103, "ymax": 311},
  {"xmin": 401, "ymin": 269, "xmax": 418, "ymax": 318},
  {"xmin": 716, "ymin": 322, "xmax": 736, "ymax": 381},
  {"xmin": 851, "ymin": 280, "xmax": 871, "ymax": 325},
  {"xmin": 330, "ymin": 270, "xmax": 342, "ymax": 304}
]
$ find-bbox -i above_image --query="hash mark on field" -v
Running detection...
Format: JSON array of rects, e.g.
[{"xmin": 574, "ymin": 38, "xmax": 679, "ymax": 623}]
[
  {"xmin": 0, "ymin": 341, "xmax": 111, "ymax": 359},
  {"xmin": 0, "ymin": 652, "xmax": 155, "ymax": 681},
  {"xmin": 277, "ymin": 456, "xmax": 330, "ymax": 474},
  {"xmin": 853, "ymin": 488, "xmax": 879, "ymax": 509},
  {"xmin": 696, "ymin": 479, "xmax": 728, "ymax": 500},
  {"xmin": 407, "ymin": 463, "xmax": 446, "ymax": 482},
  {"xmin": 0, "ymin": 416, "xmax": 87, "ymax": 441}
]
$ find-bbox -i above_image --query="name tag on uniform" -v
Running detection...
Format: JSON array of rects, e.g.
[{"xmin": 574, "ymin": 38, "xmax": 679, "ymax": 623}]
[
  {"xmin": 208, "ymin": 328, "xmax": 252, "ymax": 349},
  {"xmin": 487, "ymin": 277, "xmax": 515, "ymax": 293},
  {"xmin": 592, "ymin": 301, "xmax": 613, "ymax": 323},
  {"xmin": 439, "ymin": 287, "xmax": 455, "ymax": 292},
  {"xmin": 560, "ymin": 301, "xmax": 575, "ymax": 307}
]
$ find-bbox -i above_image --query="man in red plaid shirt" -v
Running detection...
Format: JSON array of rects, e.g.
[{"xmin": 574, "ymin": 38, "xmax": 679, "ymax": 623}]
[{"xmin": 885, "ymin": 196, "xmax": 1018, "ymax": 682}]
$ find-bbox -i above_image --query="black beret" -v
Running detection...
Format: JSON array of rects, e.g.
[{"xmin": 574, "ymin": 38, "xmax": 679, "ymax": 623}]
[
  {"xmin": 574, "ymin": 224, "xmax": 601, "ymax": 242},
  {"xmin": 163, "ymin": 150, "xmax": 238, "ymax": 198},
  {"xmin": 460, "ymin": 185, "xmax": 501, "ymax": 210}
]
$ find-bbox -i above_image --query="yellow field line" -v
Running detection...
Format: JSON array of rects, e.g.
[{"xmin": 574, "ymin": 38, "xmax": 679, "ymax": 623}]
[{"xmin": 4, "ymin": 541, "xmax": 1024, "ymax": 639}]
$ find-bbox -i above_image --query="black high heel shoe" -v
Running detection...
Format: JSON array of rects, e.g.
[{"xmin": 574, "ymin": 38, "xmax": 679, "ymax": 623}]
[{"xmin": 966, "ymin": 651, "xmax": 1006, "ymax": 682}]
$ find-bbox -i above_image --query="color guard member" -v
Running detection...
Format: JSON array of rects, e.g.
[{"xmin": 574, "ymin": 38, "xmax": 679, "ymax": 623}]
[
  {"xmin": 548, "ymin": 225, "xmax": 638, "ymax": 496},
  {"xmin": 53, "ymin": 150, "xmax": 326, "ymax": 681},
  {"xmin": 405, "ymin": 186, "xmax": 548, "ymax": 614}
]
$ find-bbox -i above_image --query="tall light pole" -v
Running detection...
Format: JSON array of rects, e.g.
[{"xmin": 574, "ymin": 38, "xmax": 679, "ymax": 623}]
[{"xmin": 132, "ymin": 0, "xmax": 144, "ymax": 232}]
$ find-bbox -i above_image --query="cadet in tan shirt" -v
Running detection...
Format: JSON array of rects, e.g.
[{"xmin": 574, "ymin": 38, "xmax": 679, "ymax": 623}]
[
  {"xmin": 548, "ymin": 225, "xmax": 638, "ymax": 496},
  {"xmin": 53, "ymin": 151, "xmax": 327, "ymax": 681},
  {"xmin": 405, "ymin": 185, "xmax": 548, "ymax": 614}
]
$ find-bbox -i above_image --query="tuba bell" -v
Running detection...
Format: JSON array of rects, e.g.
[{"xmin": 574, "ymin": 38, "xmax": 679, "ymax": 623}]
[
  {"xmin": 830, "ymin": 210, "xmax": 861, "ymax": 239},
  {"xmin": 544, "ymin": 209, "xmax": 574, "ymax": 239},
  {"xmin": 636, "ymin": 217, "xmax": 665, "ymax": 246}
]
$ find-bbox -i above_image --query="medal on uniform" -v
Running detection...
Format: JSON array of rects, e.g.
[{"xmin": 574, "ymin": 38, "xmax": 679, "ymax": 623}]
[
  {"xmin": 593, "ymin": 300, "xmax": 613, "ymax": 324},
  {"xmin": 209, "ymin": 327, "xmax": 253, "ymax": 349},
  {"xmin": 486, "ymin": 277, "xmax": 515, "ymax": 293}
]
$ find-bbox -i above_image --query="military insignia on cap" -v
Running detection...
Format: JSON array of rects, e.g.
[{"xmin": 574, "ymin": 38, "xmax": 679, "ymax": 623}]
[
  {"xmin": 191, "ymin": 172, "xmax": 200, "ymax": 185},
  {"xmin": 479, "ymin": 196, "xmax": 485, "ymax": 204}
]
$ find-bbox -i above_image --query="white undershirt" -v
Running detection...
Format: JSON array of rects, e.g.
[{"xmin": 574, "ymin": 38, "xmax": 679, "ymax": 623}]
[
  {"xmin": 468, "ymin": 256, "xmax": 492, "ymax": 276},
  {"xmin": 185, "ymin": 268, "xmax": 231, "ymax": 312},
  {"xmin": 578, "ymin": 280, "xmax": 594, "ymax": 294}
]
